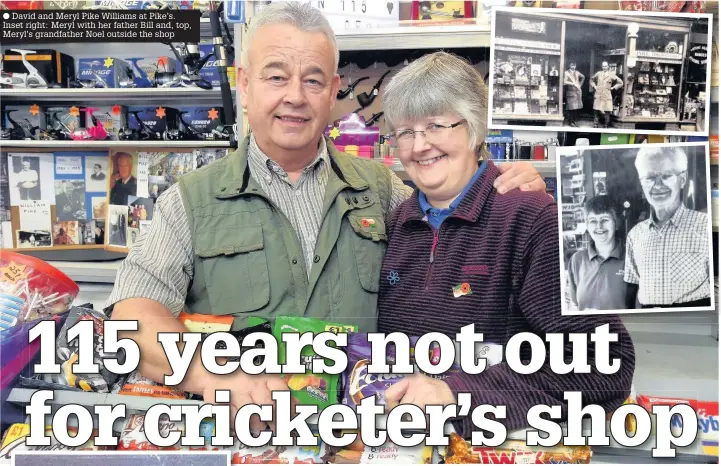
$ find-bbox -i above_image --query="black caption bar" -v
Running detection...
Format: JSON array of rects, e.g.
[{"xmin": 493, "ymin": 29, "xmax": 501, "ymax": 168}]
[{"xmin": 1, "ymin": 9, "xmax": 200, "ymax": 44}]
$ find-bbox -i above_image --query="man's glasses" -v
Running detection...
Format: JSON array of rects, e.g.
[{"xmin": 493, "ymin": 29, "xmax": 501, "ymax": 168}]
[
  {"xmin": 639, "ymin": 171, "xmax": 686, "ymax": 186},
  {"xmin": 387, "ymin": 120, "xmax": 466, "ymax": 149}
]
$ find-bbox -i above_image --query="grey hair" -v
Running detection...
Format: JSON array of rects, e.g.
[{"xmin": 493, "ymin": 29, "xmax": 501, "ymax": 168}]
[
  {"xmin": 635, "ymin": 146, "xmax": 688, "ymax": 172},
  {"xmin": 243, "ymin": 1, "xmax": 339, "ymax": 72},
  {"xmin": 382, "ymin": 51, "xmax": 488, "ymax": 152}
]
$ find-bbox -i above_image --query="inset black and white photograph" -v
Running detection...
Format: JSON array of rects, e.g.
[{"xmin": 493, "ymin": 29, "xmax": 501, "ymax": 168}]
[
  {"xmin": 54, "ymin": 180, "xmax": 87, "ymax": 221},
  {"xmin": 16, "ymin": 230, "xmax": 52, "ymax": 248},
  {"xmin": 0, "ymin": 154, "xmax": 10, "ymax": 222},
  {"xmin": 85, "ymin": 155, "xmax": 109, "ymax": 193},
  {"xmin": 489, "ymin": 8, "xmax": 712, "ymax": 135},
  {"xmin": 106, "ymin": 204, "xmax": 128, "ymax": 248},
  {"xmin": 558, "ymin": 142, "xmax": 714, "ymax": 315},
  {"xmin": 79, "ymin": 219, "xmax": 95, "ymax": 245},
  {"xmin": 8, "ymin": 153, "xmax": 55, "ymax": 205}
]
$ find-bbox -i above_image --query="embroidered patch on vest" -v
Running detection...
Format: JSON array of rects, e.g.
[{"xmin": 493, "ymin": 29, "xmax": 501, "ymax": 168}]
[
  {"xmin": 387, "ymin": 271, "xmax": 400, "ymax": 285},
  {"xmin": 453, "ymin": 282, "xmax": 472, "ymax": 297}
]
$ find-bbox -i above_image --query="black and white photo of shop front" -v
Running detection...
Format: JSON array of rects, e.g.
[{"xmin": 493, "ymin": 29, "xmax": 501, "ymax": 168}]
[
  {"xmin": 488, "ymin": 8, "xmax": 711, "ymax": 136},
  {"xmin": 557, "ymin": 142, "xmax": 714, "ymax": 315}
]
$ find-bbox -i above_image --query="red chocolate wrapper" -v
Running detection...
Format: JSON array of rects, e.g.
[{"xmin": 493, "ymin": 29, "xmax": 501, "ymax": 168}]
[{"xmin": 443, "ymin": 433, "xmax": 592, "ymax": 464}]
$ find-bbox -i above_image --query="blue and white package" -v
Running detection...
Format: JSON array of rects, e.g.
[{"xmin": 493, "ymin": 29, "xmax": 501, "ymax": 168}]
[
  {"xmin": 198, "ymin": 43, "xmax": 220, "ymax": 88},
  {"xmin": 78, "ymin": 58, "xmax": 131, "ymax": 88},
  {"xmin": 179, "ymin": 107, "xmax": 224, "ymax": 136},
  {"xmin": 94, "ymin": 0, "xmax": 163, "ymax": 8}
]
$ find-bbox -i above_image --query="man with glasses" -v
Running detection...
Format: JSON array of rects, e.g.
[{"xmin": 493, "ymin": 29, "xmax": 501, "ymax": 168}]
[{"xmin": 624, "ymin": 146, "xmax": 711, "ymax": 308}]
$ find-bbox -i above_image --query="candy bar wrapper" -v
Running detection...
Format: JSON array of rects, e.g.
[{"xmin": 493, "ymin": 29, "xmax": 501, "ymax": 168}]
[
  {"xmin": 697, "ymin": 401, "xmax": 719, "ymax": 456},
  {"xmin": 606, "ymin": 383, "xmax": 636, "ymax": 436},
  {"xmin": 441, "ymin": 433, "xmax": 591, "ymax": 464},
  {"xmin": 52, "ymin": 306, "xmax": 119, "ymax": 392},
  {"xmin": 326, "ymin": 442, "xmax": 433, "ymax": 464},
  {"xmin": 230, "ymin": 438, "xmax": 327, "ymax": 464},
  {"xmin": 0, "ymin": 424, "xmax": 111, "ymax": 464},
  {"xmin": 637, "ymin": 395, "xmax": 695, "ymax": 437},
  {"xmin": 117, "ymin": 413, "xmax": 185, "ymax": 451},
  {"xmin": 118, "ymin": 369, "xmax": 187, "ymax": 399},
  {"xmin": 179, "ymin": 311, "xmax": 233, "ymax": 333},
  {"xmin": 274, "ymin": 316, "xmax": 357, "ymax": 409},
  {"xmin": 342, "ymin": 333, "xmax": 461, "ymax": 408}
]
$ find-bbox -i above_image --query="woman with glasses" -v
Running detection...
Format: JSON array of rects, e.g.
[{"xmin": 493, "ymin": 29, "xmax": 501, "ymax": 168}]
[{"xmin": 376, "ymin": 52, "xmax": 635, "ymax": 433}]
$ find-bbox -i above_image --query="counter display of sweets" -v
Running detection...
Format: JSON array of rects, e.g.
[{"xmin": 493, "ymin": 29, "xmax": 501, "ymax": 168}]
[{"xmin": 485, "ymin": 138, "xmax": 559, "ymax": 161}]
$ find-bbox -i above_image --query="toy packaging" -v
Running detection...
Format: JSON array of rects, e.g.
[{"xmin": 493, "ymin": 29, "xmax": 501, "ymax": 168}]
[
  {"xmin": 78, "ymin": 57, "xmax": 131, "ymax": 88},
  {"xmin": 2, "ymin": 49, "xmax": 75, "ymax": 87},
  {"xmin": 274, "ymin": 316, "xmax": 357, "ymax": 409},
  {"xmin": 3, "ymin": 104, "xmax": 45, "ymax": 140},
  {"xmin": 89, "ymin": 105, "xmax": 126, "ymax": 140}
]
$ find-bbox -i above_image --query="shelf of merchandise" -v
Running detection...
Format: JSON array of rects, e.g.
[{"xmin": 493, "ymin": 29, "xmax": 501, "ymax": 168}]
[
  {"xmin": 380, "ymin": 158, "xmax": 557, "ymax": 174},
  {"xmin": 492, "ymin": 113, "xmax": 565, "ymax": 121},
  {"xmin": 0, "ymin": 88, "xmax": 223, "ymax": 105},
  {"xmin": 333, "ymin": 22, "xmax": 491, "ymax": 51},
  {"xmin": 1, "ymin": 140, "xmax": 230, "ymax": 149}
]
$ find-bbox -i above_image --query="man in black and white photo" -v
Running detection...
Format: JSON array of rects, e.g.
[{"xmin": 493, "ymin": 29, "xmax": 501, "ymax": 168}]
[
  {"xmin": 625, "ymin": 146, "xmax": 711, "ymax": 308},
  {"xmin": 14, "ymin": 159, "xmax": 40, "ymax": 201},
  {"xmin": 90, "ymin": 164, "xmax": 106, "ymax": 182},
  {"xmin": 55, "ymin": 180, "xmax": 86, "ymax": 221}
]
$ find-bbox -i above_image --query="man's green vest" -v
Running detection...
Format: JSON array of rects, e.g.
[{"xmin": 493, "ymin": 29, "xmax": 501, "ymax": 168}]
[{"xmin": 177, "ymin": 136, "xmax": 393, "ymax": 332}]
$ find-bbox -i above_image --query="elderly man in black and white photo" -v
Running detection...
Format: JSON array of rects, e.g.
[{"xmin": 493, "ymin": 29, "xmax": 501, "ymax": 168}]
[{"xmin": 624, "ymin": 146, "xmax": 711, "ymax": 309}]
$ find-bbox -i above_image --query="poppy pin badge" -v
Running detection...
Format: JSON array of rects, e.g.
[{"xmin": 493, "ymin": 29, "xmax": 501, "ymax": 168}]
[
  {"xmin": 452, "ymin": 282, "xmax": 472, "ymax": 298},
  {"xmin": 361, "ymin": 218, "xmax": 376, "ymax": 228}
]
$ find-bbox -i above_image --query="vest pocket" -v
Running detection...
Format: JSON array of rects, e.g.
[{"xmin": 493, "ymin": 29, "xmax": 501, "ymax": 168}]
[
  {"xmin": 196, "ymin": 225, "xmax": 270, "ymax": 315},
  {"xmin": 348, "ymin": 214, "xmax": 388, "ymax": 293}
]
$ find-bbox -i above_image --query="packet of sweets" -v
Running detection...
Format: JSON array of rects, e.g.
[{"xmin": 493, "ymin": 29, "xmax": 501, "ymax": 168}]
[{"xmin": 274, "ymin": 316, "xmax": 357, "ymax": 409}]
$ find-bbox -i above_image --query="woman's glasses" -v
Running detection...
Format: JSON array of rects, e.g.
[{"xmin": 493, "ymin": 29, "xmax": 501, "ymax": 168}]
[{"xmin": 387, "ymin": 120, "xmax": 466, "ymax": 149}]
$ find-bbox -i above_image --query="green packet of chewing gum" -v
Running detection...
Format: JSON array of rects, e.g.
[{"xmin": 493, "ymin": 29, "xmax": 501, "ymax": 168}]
[{"xmin": 273, "ymin": 316, "xmax": 357, "ymax": 409}]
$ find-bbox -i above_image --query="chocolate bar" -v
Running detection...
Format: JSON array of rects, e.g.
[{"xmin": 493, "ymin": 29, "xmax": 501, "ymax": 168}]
[{"xmin": 442, "ymin": 433, "xmax": 592, "ymax": 464}]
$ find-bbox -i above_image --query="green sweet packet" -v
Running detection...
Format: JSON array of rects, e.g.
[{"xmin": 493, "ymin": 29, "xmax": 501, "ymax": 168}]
[{"xmin": 273, "ymin": 316, "xmax": 357, "ymax": 409}]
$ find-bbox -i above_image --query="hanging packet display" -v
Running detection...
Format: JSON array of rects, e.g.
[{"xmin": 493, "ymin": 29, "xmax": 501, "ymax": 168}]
[{"xmin": 273, "ymin": 316, "xmax": 357, "ymax": 409}]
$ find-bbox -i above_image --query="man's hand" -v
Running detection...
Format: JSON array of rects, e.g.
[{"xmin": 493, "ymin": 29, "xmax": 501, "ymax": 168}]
[
  {"xmin": 202, "ymin": 373, "xmax": 293, "ymax": 434},
  {"xmin": 384, "ymin": 373, "xmax": 456, "ymax": 412},
  {"xmin": 495, "ymin": 161, "xmax": 547, "ymax": 194}
]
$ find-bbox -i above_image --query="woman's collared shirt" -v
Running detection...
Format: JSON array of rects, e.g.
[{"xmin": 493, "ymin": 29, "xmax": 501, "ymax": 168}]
[
  {"xmin": 567, "ymin": 240, "xmax": 628, "ymax": 311},
  {"xmin": 418, "ymin": 161, "xmax": 487, "ymax": 230}
]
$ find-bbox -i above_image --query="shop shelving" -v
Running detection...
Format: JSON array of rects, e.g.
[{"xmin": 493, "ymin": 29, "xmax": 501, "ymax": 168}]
[
  {"xmin": 380, "ymin": 158, "xmax": 557, "ymax": 174},
  {"xmin": 0, "ymin": 88, "xmax": 224, "ymax": 105},
  {"xmin": 1, "ymin": 140, "xmax": 231, "ymax": 149},
  {"xmin": 334, "ymin": 22, "xmax": 491, "ymax": 51}
]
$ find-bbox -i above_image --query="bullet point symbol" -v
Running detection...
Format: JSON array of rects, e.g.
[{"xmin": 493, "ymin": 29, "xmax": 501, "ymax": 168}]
[{"xmin": 2, "ymin": 13, "xmax": 9, "ymax": 19}]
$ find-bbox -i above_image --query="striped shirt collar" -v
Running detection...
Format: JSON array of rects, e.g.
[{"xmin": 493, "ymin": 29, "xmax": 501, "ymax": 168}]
[
  {"xmin": 248, "ymin": 133, "xmax": 329, "ymax": 185},
  {"xmin": 648, "ymin": 203, "xmax": 689, "ymax": 230},
  {"xmin": 587, "ymin": 239, "xmax": 624, "ymax": 261}
]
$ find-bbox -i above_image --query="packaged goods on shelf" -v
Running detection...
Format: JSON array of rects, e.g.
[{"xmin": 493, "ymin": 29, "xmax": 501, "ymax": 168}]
[
  {"xmin": 179, "ymin": 106, "xmax": 225, "ymax": 139},
  {"xmin": 127, "ymin": 106, "xmax": 180, "ymax": 136},
  {"xmin": 440, "ymin": 433, "xmax": 592, "ymax": 464},
  {"xmin": 326, "ymin": 437, "xmax": 433, "ymax": 464},
  {"xmin": 198, "ymin": 43, "xmax": 234, "ymax": 89},
  {"xmin": 45, "ymin": 106, "xmax": 80, "ymax": 132},
  {"xmin": 23, "ymin": 307, "xmax": 120, "ymax": 393},
  {"xmin": 78, "ymin": 58, "xmax": 132, "ymax": 89},
  {"xmin": 0, "ymin": 251, "xmax": 79, "ymax": 333},
  {"xmin": 274, "ymin": 316, "xmax": 357, "ymax": 409},
  {"xmin": 117, "ymin": 413, "xmax": 185, "ymax": 451},
  {"xmin": 3, "ymin": 104, "xmax": 45, "ymax": 140},
  {"xmin": 637, "ymin": 395, "xmax": 719, "ymax": 446},
  {"xmin": 45, "ymin": 0, "xmax": 93, "ymax": 7},
  {"xmin": 231, "ymin": 436, "xmax": 327, "ymax": 464},
  {"xmin": 2, "ymin": 49, "xmax": 74, "ymax": 88},
  {"xmin": 341, "ymin": 333, "xmax": 461, "ymax": 409},
  {"xmin": 93, "ymin": 0, "xmax": 170, "ymax": 8},
  {"xmin": 89, "ymin": 105, "xmax": 127, "ymax": 140},
  {"xmin": 117, "ymin": 369, "xmax": 187, "ymax": 399},
  {"xmin": 0, "ymin": 424, "xmax": 112, "ymax": 464},
  {"xmin": 123, "ymin": 56, "xmax": 180, "ymax": 88}
]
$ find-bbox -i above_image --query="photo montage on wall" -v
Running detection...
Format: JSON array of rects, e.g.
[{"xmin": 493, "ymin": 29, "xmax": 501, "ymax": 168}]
[
  {"xmin": 489, "ymin": 8, "xmax": 712, "ymax": 136},
  {"xmin": 557, "ymin": 142, "xmax": 714, "ymax": 315}
]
